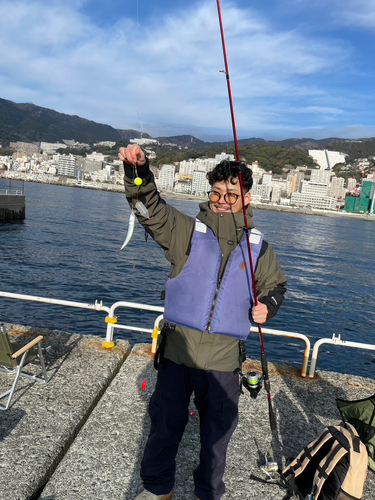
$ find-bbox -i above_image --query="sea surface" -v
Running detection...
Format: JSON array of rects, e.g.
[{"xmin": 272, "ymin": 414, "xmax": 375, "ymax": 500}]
[{"xmin": 1, "ymin": 181, "xmax": 374, "ymax": 378}]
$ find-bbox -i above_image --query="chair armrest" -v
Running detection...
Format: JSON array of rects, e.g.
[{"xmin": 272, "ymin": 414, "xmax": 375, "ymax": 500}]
[{"xmin": 11, "ymin": 336, "xmax": 44, "ymax": 359}]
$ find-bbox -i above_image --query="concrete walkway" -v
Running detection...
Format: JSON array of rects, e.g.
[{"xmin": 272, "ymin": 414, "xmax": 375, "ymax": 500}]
[
  {"xmin": 40, "ymin": 346, "xmax": 375, "ymax": 500},
  {"xmin": 1, "ymin": 327, "xmax": 374, "ymax": 500},
  {"xmin": 0, "ymin": 324, "xmax": 130, "ymax": 500}
]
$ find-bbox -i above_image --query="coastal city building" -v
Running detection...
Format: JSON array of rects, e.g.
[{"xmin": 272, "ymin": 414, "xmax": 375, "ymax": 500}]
[
  {"xmin": 94, "ymin": 141, "xmax": 116, "ymax": 148},
  {"xmin": 180, "ymin": 153, "xmax": 234, "ymax": 177},
  {"xmin": 192, "ymin": 171, "xmax": 210, "ymax": 195},
  {"xmin": 346, "ymin": 177, "xmax": 357, "ymax": 193},
  {"xmin": 251, "ymin": 184, "xmax": 272, "ymax": 203},
  {"xmin": 2, "ymin": 138, "xmax": 375, "ymax": 215},
  {"xmin": 291, "ymin": 180, "xmax": 336, "ymax": 210},
  {"xmin": 308, "ymin": 149, "xmax": 347, "ymax": 170},
  {"xmin": 327, "ymin": 177, "xmax": 346, "ymax": 199},
  {"xmin": 310, "ymin": 168, "xmax": 331, "ymax": 185},
  {"xmin": 57, "ymin": 154, "xmax": 77, "ymax": 177},
  {"xmin": 174, "ymin": 180, "xmax": 192, "ymax": 194},
  {"xmin": 40, "ymin": 142, "xmax": 67, "ymax": 154},
  {"xmin": 157, "ymin": 164, "xmax": 175, "ymax": 190},
  {"xmin": 130, "ymin": 138, "xmax": 159, "ymax": 146}
]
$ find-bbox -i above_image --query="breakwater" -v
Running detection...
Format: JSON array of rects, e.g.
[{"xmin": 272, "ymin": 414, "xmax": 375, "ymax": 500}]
[{"xmin": 0, "ymin": 193, "xmax": 25, "ymax": 220}]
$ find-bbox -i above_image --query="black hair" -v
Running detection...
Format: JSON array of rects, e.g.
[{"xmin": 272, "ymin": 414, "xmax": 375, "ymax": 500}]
[{"xmin": 206, "ymin": 160, "xmax": 253, "ymax": 192}]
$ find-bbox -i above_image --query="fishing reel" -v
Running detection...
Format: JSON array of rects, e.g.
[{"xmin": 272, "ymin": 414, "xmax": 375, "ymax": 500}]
[{"xmin": 234, "ymin": 368, "xmax": 263, "ymax": 399}]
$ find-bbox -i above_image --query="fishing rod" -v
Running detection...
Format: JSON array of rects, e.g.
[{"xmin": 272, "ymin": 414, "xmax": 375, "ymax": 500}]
[{"xmin": 215, "ymin": 0, "xmax": 276, "ymax": 432}]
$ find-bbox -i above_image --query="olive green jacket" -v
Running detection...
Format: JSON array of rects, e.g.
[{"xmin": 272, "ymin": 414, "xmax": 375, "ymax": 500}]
[{"xmin": 124, "ymin": 160, "xmax": 286, "ymax": 371}]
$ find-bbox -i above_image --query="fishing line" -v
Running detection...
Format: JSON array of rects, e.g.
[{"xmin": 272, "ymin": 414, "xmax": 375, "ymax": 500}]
[
  {"xmin": 215, "ymin": 0, "xmax": 276, "ymax": 433},
  {"xmin": 119, "ymin": 0, "xmax": 149, "ymax": 251},
  {"xmin": 135, "ymin": 0, "xmax": 145, "ymax": 141}
]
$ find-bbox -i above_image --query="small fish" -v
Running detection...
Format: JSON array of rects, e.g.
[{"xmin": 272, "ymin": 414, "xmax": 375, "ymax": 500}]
[{"xmin": 120, "ymin": 210, "xmax": 136, "ymax": 250}]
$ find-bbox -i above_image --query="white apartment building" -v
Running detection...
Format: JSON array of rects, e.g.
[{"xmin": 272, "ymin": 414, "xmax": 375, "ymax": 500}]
[
  {"xmin": 261, "ymin": 172, "xmax": 273, "ymax": 185},
  {"xmin": 346, "ymin": 178, "xmax": 357, "ymax": 192},
  {"xmin": 271, "ymin": 186, "xmax": 281, "ymax": 203},
  {"xmin": 91, "ymin": 165, "xmax": 112, "ymax": 183},
  {"xmin": 310, "ymin": 168, "xmax": 331, "ymax": 185},
  {"xmin": 192, "ymin": 171, "xmax": 210, "ymax": 195},
  {"xmin": 40, "ymin": 142, "xmax": 67, "ymax": 154},
  {"xmin": 214, "ymin": 152, "xmax": 235, "ymax": 163},
  {"xmin": 180, "ymin": 160, "xmax": 196, "ymax": 176},
  {"xmin": 130, "ymin": 138, "xmax": 159, "ymax": 146},
  {"xmin": 251, "ymin": 184, "xmax": 272, "ymax": 202},
  {"xmin": 174, "ymin": 180, "xmax": 192, "ymax": 194},
  {"xmin": 194, "ymin": 158, "xmax": 217, "ymax": 172},
  {"xmin": 180, "ymin": 155, "xmax": 232, "ymax": 176},
  {"xmin": 291, "ymin": 181, "xmax": 336, "ymax": 209},
  {"xmin": 250, "ymin": 162, "xmax": 265, "ymax": 186},
  {"xmin": 327, "ymin": 177, "xmax": 346, "ymax": 199},
  {"xmin": 86, "ymin": 152, "xmax": 107, "ymax": 162},
  {"xmin": 158, "ymin": 164, "xmax": 175, "ymax": 190},
  {"xmin": 94, "ymin": 141, "xmax": 116, "ymax": 148},
  {"xmin": 82, "ymin": 158, "xmax": 103, "ymax": 173},
  {"xmin": 308, "ymin": 149, "xmax": 347, "ymax": 170},
  {"xmin": 57, "ymin": 154, "xmax": 77, "ymax": 177},
  {"xmin": 301, "ymin": 181, "xmax": 328, "ymax": 197},
  {"xmin": 271, "ymin": 178, "xmax": 288, "ymax": 194}
]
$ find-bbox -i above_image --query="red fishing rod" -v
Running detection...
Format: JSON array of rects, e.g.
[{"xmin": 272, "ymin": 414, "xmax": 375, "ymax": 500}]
[{"xmin": 215, "ymin": 0, "xmax": 276, "ymax": 432}]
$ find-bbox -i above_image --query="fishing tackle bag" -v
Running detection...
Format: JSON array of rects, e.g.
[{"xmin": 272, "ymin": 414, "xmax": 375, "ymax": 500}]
[
  {"xmin": 282, "ymin": 421, "xmax": 368, "ymax": 500},
  {"xmin": 336, "ymin": 394, "xmax": 375, "ymax": 472}
]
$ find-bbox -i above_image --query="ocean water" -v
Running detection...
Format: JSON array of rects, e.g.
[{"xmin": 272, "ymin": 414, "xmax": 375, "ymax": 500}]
[{"xmin": 1, "ymin": 181, "xmax": 374, "ymax": 378}]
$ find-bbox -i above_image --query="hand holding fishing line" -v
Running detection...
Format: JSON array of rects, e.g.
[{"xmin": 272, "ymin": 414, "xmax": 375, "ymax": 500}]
[{"xmin": 119, "ymin": 144, "xmax": 146, "ymax": 167}]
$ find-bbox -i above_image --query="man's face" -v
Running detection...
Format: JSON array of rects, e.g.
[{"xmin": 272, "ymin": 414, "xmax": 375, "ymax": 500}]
[{"xmin": 209, "ymin": 179, "xmax": 251, "ymax": 214}]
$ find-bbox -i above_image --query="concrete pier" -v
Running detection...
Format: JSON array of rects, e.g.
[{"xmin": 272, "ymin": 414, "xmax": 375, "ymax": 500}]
[
  {"xmin": 0, "ymin": 324, "xmax": 130, "ymax": 500},
  {"xmin": 0, "ymin": 193, "xmax": 25, "ymax": 220},
  {"xmin": 0, "ymin": 326, "xmax": 374, "ymax": 500}
]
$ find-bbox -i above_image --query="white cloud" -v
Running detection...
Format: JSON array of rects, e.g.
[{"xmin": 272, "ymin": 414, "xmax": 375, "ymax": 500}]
[
  {"xmin": 0, "ymin": 0, "xmax": 368, "ymax": 139},
  {"xmin": 290, "ymin": 0, "xmax": 375, "ymax": 30},
  {"xmin": 339, "ymin": 1, "xmax": 375, "ymax": 29}
]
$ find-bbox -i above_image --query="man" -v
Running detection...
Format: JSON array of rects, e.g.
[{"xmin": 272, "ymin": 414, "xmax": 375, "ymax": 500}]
[{"xmin": 119, "ymin": 144, "xmax": 286, "ymax": 500}]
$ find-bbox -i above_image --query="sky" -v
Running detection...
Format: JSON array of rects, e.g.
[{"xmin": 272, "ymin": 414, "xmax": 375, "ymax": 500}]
[{"xmin": 1, "ymin": 0, "xmax": 375, "ymax": 142}]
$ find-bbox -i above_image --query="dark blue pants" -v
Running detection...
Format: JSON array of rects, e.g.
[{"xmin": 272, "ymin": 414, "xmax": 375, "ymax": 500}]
[{"xmin": 140, "ymin": 359, "xmax": 240, "ymax": 500}]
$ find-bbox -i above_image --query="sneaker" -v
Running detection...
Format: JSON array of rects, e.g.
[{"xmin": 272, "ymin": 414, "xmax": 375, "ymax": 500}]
[{"xmin": 134, "ymin": 490, "xmax": 173, "ymax": 500}]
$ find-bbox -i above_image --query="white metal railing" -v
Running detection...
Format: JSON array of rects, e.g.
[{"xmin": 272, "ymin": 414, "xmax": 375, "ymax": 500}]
[
  {"xmin": 2, "ymin": 292, "xmax": 374, "ymax": 378},
  {"xmin": 250, "ymin": 326, "xmax": 310, "ymax": 378},
  {"xmin": 309, "ymin": 334, "xmax": 375, "ymax": 378},
  {"xmin": 0, "ymin": 290, "xmax": 311, "ymax": 376},
  {"xmin": 0, "ymin": 189, "xmax": 24, "ymax": 195}
]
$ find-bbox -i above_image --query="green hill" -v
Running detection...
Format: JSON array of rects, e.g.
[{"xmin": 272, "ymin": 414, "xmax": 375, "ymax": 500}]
[{"xmin": 0, "ymin": 98, "xmax": 122, "ymax": 144}]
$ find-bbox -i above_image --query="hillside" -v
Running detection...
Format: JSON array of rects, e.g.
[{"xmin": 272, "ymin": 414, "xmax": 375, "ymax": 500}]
[
  {"xmin": 1, "ymin": 98, "xmax": 375, "ymax": 163},
  {"xmin": 0, "ymin": 98, "xmax": 122, "ymax": 144}
]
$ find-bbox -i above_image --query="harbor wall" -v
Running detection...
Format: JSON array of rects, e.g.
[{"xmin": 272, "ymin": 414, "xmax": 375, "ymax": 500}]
[{"xmin": 0, "ymin": 194, "xmax": 25, "ymax": 220}]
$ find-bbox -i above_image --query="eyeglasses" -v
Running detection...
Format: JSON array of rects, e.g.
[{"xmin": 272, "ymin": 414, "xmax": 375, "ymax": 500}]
[{"xmin": 207, "ymin": 190, "xmax": 240, "ymax": 205}]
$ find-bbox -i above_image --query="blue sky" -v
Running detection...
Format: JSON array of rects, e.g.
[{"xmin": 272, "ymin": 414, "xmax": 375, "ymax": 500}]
[{"xmin": 1, "ymin": 0, "xmax": 375, "ymax": 141}]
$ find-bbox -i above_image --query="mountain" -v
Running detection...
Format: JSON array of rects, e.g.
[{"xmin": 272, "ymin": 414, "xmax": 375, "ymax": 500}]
[
  {"xmin": 1, "ymin": 98, "xmax": 375, "ymax": 161},
  {"xmin": 0, "ymin": 98, "xmax": 122, "ymax": 144}
]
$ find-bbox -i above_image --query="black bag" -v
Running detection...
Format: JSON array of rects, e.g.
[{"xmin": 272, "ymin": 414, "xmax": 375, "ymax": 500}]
[{"xmin": 282, "ymin": 422, "xmax": 368, "ymax": 500}]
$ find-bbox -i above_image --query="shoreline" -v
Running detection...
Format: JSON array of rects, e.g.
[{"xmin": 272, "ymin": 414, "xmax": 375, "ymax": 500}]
[
  {"xmin": 153, "ymin": 191, "xmax": 375, "ymax": 222},
  {"xmin": 2, "ymin": 175, "xmax": 374, "ymax": 222}
]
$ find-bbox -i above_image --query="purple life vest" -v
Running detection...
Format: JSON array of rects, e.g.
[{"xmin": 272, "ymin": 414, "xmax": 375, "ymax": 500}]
[{"xmin": 164, "ymin": 219, "xmax": 264, "ymax": 340}]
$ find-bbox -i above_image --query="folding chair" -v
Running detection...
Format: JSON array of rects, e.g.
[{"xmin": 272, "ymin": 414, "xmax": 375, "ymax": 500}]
[{"xmin": 0, "ymin": 323, "xmax": 48, "ymax": 410}]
